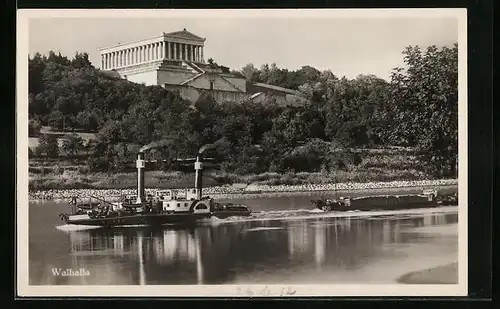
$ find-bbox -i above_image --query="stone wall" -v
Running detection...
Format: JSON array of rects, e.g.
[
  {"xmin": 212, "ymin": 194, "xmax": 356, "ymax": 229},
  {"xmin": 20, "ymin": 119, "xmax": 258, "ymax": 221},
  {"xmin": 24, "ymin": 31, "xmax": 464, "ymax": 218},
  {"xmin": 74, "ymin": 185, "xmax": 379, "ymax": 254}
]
[
  {"xmin": 124, "ymin": 71, "xmax": 159, "ymax": 86},
  {"xmin": 164, "ymin": 84, "xmax": 248, "ymax": 103},
  {"xmin": 158, "ymin": 69, "xmax": 196, "ymax": 85},
  {"xmin": 187, "ymin": 74, "xmax": 246, "ymax": 93}
]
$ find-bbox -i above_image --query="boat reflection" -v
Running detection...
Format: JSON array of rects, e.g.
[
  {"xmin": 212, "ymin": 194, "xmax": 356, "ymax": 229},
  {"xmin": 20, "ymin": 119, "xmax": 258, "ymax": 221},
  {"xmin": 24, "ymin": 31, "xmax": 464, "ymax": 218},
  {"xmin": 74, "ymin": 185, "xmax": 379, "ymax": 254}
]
[{"xmin": 64, "ymin": 212, "xmax": 458, "ymax": 285}]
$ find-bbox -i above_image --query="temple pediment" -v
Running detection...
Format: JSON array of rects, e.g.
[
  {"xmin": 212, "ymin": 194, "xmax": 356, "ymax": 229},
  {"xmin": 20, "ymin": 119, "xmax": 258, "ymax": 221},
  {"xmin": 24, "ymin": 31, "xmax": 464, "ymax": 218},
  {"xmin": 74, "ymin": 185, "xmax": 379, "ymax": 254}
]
[{"xmin": 164, "ymin": 29, "xmax": 206, "ymax": 42}]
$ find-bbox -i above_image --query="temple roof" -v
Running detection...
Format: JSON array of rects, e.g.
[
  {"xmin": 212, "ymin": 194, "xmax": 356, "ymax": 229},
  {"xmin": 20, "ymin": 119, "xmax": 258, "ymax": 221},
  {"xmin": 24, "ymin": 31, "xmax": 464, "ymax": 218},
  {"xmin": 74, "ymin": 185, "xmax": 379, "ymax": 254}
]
[{"xmin": 163, "ymin": 28, "xmax": 206, "ymax": 42}]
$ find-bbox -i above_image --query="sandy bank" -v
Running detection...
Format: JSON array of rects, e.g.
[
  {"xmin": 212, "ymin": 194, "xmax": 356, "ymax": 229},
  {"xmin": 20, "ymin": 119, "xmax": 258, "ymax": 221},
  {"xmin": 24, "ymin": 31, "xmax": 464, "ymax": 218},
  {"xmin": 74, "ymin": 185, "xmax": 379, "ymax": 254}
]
[
  {"xmin": 397, "ymin": 262, "xmax": 458, "ymax": 284},
  {"xmin": 28, "ymin": 178, "xmax": 458, "ymax": 202}
]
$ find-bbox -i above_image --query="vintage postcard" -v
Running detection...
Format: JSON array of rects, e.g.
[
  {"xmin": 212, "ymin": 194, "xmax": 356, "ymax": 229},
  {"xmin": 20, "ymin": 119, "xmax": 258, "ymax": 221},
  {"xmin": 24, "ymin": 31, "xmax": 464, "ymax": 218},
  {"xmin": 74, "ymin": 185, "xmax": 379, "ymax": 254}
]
[{"xmin": 17, "ymin": 8, "xmax": 468, "ymax": 297}]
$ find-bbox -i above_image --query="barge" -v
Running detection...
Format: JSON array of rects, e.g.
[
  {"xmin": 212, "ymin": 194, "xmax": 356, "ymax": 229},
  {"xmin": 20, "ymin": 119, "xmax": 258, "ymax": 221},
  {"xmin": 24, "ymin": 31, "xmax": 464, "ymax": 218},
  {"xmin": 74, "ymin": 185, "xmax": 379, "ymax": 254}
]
[
  {"xmin": 311, "ymin": 189, "xmax": 458, "ymax": 212},
  {"xmin": 59, "ymin": 150, "xmax": 252, "ymax": 227}
]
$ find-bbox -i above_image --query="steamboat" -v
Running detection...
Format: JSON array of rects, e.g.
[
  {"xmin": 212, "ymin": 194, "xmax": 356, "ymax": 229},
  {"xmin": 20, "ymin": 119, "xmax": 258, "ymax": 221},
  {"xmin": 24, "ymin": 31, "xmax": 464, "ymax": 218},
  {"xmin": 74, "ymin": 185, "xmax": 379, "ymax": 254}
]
[
  {"xmin": 311, "ymin": 188, "xmax": 458, "ymax": 212},
  {"xmin": 59, "ymin": 150, "xmax": 252, "ymax": 227}
]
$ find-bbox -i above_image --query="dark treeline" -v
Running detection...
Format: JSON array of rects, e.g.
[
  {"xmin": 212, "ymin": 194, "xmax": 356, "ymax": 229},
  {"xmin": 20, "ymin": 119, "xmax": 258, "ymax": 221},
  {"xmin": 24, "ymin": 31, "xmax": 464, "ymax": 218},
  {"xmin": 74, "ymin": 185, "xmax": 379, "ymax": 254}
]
[{"xmin": 28, "ymin": 44, "xmax": 458, "ymax": 178}]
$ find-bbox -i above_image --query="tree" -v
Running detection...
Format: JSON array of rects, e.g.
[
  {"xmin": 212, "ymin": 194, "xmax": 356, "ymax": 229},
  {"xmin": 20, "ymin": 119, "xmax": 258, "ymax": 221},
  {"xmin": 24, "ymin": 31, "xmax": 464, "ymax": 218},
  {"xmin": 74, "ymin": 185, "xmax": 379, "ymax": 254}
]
[
  {"xmin": 62, "ymin": 134, "xmax": 84, "ymax": 157},
  {"xmin": 240, "ymin": 63, "xmax": 260, "ymax": 82},
  {"xmin": 390, "ymin": 44, "xmax": 458, "ymax": 177},
  {"xmin": 28, "ymin": 119, "xmax": 42, "ymax": 137},
  {"xmin": 71, "ymin": 52, "xmax": 92, "ymax": 69},
  {"xmin": 38, "ymin": 134, "xmax": 59, "ymax": 158}
]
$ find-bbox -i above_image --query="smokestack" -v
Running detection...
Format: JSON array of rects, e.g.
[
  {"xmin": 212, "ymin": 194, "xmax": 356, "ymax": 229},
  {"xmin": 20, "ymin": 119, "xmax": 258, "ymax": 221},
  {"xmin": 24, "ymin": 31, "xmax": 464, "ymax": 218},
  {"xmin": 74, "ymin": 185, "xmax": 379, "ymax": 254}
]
[
  {"xmin": 194, "ymin": 155, "xmax": 203, "ymax": 200},
  {"xmin": 136, "ymin": 152, "xmax": 146, "ymax": 204}
]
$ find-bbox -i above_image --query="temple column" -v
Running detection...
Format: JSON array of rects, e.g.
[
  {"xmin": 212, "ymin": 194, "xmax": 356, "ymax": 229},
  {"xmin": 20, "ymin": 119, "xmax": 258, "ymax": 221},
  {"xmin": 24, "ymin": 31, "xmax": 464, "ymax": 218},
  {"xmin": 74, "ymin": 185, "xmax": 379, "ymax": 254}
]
[
  {"xmin": 191, "ymin": 45, "xmax": 195, "ymax": 62},
  {"xmin": 166, "ymin": 42, "xmax": 170, "ymax": 59},
  {"xmin": 201, "ymin": 47, "xmax": 204, "ymax": 63},
  {"xmin": 183, "ymin": 44, "xmax": 186, "ymax": 61},
  {"xmin": 173, "ymin": 43, "xmax": 177, "ymax": 60}
]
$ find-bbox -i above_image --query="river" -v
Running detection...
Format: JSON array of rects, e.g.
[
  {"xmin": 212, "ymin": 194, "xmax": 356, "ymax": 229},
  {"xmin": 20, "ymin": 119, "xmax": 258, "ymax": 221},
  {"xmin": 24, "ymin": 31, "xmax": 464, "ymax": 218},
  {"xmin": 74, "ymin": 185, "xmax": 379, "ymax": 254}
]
[{"xmin": 28, "ymin": 192, "xmax": 459, "ymax": 285}]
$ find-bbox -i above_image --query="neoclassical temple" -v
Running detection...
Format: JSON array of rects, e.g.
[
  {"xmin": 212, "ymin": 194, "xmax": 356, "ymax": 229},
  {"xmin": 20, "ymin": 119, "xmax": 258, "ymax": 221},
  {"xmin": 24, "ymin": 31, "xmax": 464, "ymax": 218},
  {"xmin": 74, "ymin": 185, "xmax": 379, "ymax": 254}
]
[
  {"xmin": 99, "ymin": 29, "xmax": 248, "ymax": 103},
  {"xmin": 100, "ymin": 28, "xmax": 206, "ymax": 69}
]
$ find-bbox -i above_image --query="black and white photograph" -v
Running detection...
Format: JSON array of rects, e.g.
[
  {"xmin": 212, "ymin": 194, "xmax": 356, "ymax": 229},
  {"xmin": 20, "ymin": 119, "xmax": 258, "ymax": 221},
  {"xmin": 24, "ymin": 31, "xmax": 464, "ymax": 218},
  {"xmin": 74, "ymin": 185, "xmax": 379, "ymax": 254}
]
[{"xmin": 17, "ymin": 9, "xmax": 467, "ymax": 297}]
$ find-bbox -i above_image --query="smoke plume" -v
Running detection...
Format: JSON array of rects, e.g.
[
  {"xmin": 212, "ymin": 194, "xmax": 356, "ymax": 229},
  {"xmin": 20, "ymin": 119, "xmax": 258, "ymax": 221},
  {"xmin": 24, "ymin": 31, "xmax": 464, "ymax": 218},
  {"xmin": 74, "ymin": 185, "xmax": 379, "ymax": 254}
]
[
  {"xmin": 198, "ymin": 143, "xmax": 216, "ymax": 155},
  {"xmin": 140, "ymin": 139, "xmax": 174, "ymax": 152},
  {"xmin": 198, "ymin": 137, "xmax": 227, "ymax": 154}
]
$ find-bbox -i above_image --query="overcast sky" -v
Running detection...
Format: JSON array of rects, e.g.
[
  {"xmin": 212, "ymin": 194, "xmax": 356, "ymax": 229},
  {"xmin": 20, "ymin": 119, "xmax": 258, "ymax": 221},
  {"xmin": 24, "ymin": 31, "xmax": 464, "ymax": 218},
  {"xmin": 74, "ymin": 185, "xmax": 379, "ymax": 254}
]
[{"xmin": 27, "ymin": 10, "xmax": 459, "ymax": 81}]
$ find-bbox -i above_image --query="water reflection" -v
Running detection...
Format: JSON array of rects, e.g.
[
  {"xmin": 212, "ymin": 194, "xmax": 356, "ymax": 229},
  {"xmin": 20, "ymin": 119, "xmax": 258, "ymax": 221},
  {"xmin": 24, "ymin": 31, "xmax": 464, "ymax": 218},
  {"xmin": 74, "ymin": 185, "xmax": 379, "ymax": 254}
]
[{"xmin": 46, "ymin": 212, "xmax": 458, "ymax": 285}]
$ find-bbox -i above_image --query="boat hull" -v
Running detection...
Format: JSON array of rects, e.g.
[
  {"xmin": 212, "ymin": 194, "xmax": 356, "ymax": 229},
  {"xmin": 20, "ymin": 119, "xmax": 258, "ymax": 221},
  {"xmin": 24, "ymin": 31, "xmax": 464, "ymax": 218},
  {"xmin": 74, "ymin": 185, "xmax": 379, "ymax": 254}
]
[
  {"xmin": 312, "ymin": 194, "xmax": 458, "ymax": 212},
  {"xmin": 62, "ymin": 209, "xmax": 252, "ymax": 227},
  {"xmin": 64, "ymin": 212, "xmax": 211, "ymax": 227},
  {"xmin": 211, "ymin": 210, "xmax": 252, "ymax": 219}
]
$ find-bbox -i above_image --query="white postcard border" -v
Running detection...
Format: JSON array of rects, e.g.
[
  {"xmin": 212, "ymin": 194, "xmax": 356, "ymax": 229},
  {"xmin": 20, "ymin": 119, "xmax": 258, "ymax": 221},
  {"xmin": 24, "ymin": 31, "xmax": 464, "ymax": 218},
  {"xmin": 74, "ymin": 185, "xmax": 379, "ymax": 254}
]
[{"xmin": 16, "ymin": 8, "xmax": 468, "ymax": 297}]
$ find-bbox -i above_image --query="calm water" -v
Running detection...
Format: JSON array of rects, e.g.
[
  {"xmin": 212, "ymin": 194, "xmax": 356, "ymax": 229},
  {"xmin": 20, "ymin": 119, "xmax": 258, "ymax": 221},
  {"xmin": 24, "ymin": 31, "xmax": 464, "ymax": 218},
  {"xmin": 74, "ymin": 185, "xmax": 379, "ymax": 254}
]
[{"xmin": 28, "ymin": 193, "xmax": 459, "ymax": 285}]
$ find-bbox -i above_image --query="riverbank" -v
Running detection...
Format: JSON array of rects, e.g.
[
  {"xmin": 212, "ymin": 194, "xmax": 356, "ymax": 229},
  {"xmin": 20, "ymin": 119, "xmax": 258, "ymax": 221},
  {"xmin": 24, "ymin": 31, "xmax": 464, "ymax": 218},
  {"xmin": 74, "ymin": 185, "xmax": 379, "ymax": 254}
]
[
  {"xmin": 28, "ymin": 178, "xmax": 458, "ymax": 202},
  {"xmin": 397, "ymin": 262, "xmax": 458, "ymax": 284}
]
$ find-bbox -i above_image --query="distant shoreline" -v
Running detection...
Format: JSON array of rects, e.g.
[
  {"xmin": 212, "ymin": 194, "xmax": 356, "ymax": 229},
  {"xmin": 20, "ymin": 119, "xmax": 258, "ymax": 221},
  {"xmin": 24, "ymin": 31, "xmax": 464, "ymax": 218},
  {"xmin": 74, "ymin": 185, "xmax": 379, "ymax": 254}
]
[{"xmin": 28, "ymin": 178, "xmax": 458, "ymax": 202}]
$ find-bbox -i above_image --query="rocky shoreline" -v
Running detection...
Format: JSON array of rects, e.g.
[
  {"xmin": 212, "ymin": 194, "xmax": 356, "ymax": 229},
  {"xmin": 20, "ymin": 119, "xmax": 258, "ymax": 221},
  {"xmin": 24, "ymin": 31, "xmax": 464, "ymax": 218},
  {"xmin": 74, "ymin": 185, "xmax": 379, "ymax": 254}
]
[{"xmin": 29, "ymin": 178, "xmax": 458, "ymax": 202}]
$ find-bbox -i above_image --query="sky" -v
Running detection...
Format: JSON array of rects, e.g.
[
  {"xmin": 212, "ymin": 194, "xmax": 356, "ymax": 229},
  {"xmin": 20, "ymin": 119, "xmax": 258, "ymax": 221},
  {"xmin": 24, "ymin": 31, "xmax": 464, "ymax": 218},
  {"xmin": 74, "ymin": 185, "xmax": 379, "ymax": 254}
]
[{"xmin": 27, "ymin": 10, "xmax": 460, "ymax": 81}]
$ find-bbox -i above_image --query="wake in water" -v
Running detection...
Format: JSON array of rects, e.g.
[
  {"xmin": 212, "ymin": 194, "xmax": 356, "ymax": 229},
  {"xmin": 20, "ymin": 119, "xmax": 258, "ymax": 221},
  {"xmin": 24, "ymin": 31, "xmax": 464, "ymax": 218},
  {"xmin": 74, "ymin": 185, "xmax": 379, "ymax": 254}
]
[{"xmin": 207, "ymin": 206, "xmax": 458, "ymax": 225}]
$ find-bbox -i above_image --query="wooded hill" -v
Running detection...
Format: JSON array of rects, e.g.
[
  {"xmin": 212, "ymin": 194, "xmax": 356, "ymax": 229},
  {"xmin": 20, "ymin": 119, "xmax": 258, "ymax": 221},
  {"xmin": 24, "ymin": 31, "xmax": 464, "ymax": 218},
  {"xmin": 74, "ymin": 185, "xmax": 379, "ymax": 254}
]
[{"xmin": 28, "ymin": 44, "xmax": 458, "ymax": 178}]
